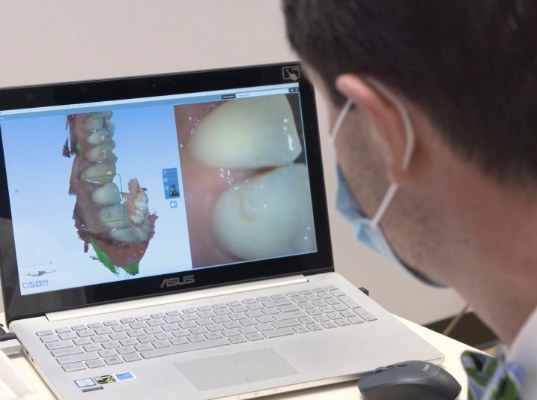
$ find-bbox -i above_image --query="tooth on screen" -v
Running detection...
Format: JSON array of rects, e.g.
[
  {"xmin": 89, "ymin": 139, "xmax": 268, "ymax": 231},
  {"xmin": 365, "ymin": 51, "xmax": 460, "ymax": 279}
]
[
  {"xmin": 190, "ymin": 95, "xmax": 302, "ymax": 169},
  {"xmin": 212, "ymin": 163, "xmax": 316, "ymax": 260}
]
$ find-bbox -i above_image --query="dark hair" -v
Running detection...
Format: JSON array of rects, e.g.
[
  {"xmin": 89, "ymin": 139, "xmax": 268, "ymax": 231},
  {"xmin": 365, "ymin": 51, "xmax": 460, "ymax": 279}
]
[{"xmin": 283, "ymin": 0, "xmax": 537, "ymax": 187}]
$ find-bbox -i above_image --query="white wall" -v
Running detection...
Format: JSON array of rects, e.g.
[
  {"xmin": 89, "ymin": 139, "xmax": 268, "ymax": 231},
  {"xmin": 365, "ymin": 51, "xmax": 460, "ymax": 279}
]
[{"xmin": 0, "ymin": 0, "xmax": 464, "ymax": 323}]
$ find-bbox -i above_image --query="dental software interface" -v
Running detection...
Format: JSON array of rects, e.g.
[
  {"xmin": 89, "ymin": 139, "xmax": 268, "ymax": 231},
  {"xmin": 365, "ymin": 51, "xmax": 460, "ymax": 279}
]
[{"xmin": 0, "ymin": 82, "xmax": 317, "ymax": 296}]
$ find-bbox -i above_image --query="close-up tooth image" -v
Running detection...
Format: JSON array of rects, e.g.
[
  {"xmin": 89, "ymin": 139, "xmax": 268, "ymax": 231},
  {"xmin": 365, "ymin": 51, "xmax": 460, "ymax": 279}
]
[
  {"xmin": 175, "ymin": 94, "xmax": 316, "ymax": 268},
  {"xmin": 64, "ymin": 112, "xmax": 158, "ymax": 275}
]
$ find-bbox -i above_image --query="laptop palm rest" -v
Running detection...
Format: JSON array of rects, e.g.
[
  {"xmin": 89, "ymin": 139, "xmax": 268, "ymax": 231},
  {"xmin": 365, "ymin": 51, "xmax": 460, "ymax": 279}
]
[{"xmin": 175, "ymin": 348, "xmax": 298, "ymax": 391}]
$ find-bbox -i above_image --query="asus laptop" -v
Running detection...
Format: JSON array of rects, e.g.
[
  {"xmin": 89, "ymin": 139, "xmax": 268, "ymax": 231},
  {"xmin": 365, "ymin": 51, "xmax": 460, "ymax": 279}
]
[{"xmin": 0, "ymin": 63, "xmax": 442, "ymax": 399}]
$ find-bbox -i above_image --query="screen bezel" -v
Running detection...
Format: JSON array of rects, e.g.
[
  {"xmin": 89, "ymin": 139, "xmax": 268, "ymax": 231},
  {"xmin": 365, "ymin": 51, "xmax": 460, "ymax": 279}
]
[{"xmin": 0, "ymin": 63, "xmax": 333, "ymax": 325}]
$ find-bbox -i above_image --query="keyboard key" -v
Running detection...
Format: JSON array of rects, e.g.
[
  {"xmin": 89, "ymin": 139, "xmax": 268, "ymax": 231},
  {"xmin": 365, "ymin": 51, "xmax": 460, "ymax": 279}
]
[
  {"xmin": 145, "ymin": 326, "xmax": 164, "ymax": 334},
  {"xmin": 293, "ymin": 326, "xmax": 309, "ymax": 334},
  {"xmin": 189, "ymin": 327, "xmax": 207, "ymax": 335},
  {"xmin": 46, "ymin": 341, "xmax": 73, "ymax": 350},
  {"xmin": 204, "ymin": 332, "xmax": 223, "ymax": 340},
  {"xmin": 155, "ymin": 332, "xmax": 173, "ymax": 340},
  {"xmin": 222, "ymin": 329, "xmax": 240, "ymax": 337},
  {"xmin": 62, "ymin": 362, "xmax": 86, "ymax": 372},
  {"xmin": 135, "ymin": 343, "xmax": 153, "ymax": 352},
  {"xmin": 141, "ymin": 338, "xmax": 229, "ymax": 359},
  {"xmin": 306, "ymin": 323, "xmax": 323, "ymax": 331},
  {"xmin": 127, "ymin": 329, "xmax": 145, "ymax": 338},
  {"xmin": 51, "ymin": 346, "xmax": 83, "ymax": 357},
  {"xmin": 123, "ymin": 353, "xmax": 142, "ymax": 362},
  {"xmin": 339, "ymin": 295, "xmax": 361, "ymax": 309},
  {"xmin": 117, "ymin": 346, "xmax": 136, "ymax": 355},
  {"xmin": 147, "ymin": 318, "xmax": 165, "ymax": 326},
  {"xmin": 71, "ymin": 325, "xmax": 87, "ymax": 331},
  {"xmin": 77, "ymin": 329, "xmax": 95, "ymax": 338},
  {"xmin": 357, "ymin": 312, "xmax": 377, "ymax": 322},
  {"xmin": 87, "ymin": 322, "xmax": 103, "ymax": 329},
  {"xmin": 73, "ymin": 337, "xmax": 92, "ymax": 346},
  {"xmin": 170, "ymin": 337, "xmax": 188, "ymax": 346},
  {"xmin": 198, "ymin": 310, "xmax": 216, "ymax": 318},
  {"xmin": 321, "ymin": 321, "xmax": 337, "ymax": 329},
  {"xmin": 229, "ymin": 336, "xmax": 247, "ymax": 344},
  {"xmin": 349, "ymin": 316, "xmax": 364, "ymax": 324},
  {"xmin": 86, "ymin": 359, "xmax": 105, "ymax": 369},
  {"xmin": 128, "ymin": 322, "xmax": 147, "ymax": 330},
  {"xmin": 56, "ymin": 352, "xmax": 98, "ymax": 365},
  {"xmin": 244, "ymin": 332, "xmax": 264, "ymax": 341},
  {"xmin": 335, "ymin": 318, "xmax": 352, "ymax": 327},
  {"xmin": 104, "ymin": 356, "xmax": 123, "ymax": 365},
  {"xmin": 83, "ymin": 344, "xmax": 103, "ymax": 352},
  {"xmin": 263, "ymin": 328, "xmax": 294, "ymax": 338},
  {"xmin": 273, "ymin": 311, "xmax": 306, "ymax": 321},
  {"xmin": 138, "ymin": 335, "xmax": 156, "ymax": 344},
  {"xmin": 92, "ymin": 335, "xmax": 111, "ymax": 343},
  {"xmin": 153, "ymin": 340, "xmax": 171, "ymax": 349},
  {"xmin": 119, "ymin": 338, "xmax": 138, "ymax": 346},
  {"xmin": 98, "ymin": 349, "xmax": 117, "ymax": 358},
  {"xmin": 272, "ymin": 319, "xmax": 301, "ymax": 329},
  {"xmin": 238, "ymin": 326, "xmax": 256, "ymax": 335},
  {"xmin": 58, "ymin": 332, "xmax": 77, "ymax": 340},
  {"xmin": 187, "ymin": 334, "xmax": 206, "ymax": 343},
  {"xmin": 110, "ymin": 332, "xmax": 128, "ymax": 340},
  {"xmin": 206, "ymin": 324, "xmax": 224, "ymax": 332},
  {"xmin": 277, "ymin": 304, "xmax": 300, "ymax": 313}
]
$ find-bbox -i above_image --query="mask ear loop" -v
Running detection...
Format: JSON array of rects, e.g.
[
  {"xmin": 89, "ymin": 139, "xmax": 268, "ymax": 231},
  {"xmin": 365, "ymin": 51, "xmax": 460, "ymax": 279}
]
[
  {"xmin": 330, "ymin": 99, "xmax": 353, "ymax": 144},
  {"xmin": 365, "ymin": 79, "xmax": 415, "ymax": 227}
]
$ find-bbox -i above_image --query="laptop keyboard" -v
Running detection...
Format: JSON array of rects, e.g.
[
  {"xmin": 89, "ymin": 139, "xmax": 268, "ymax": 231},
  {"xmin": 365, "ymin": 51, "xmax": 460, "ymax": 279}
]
[{"xmin": 35, "ymin": 285, "xmax": 377, "ymax": 372}]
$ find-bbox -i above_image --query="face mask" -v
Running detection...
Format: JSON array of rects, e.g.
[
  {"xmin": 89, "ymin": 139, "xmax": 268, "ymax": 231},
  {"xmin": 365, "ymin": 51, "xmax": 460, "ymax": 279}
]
[{"xmin": 330, "ymin": 79, "xmax": 443, "ymax": 287}]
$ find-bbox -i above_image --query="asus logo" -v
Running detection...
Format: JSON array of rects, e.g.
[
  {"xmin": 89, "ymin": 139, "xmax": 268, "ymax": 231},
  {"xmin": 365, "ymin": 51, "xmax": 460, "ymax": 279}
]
[{"xmin": 160, "ymin": 275, "xmax": 195, "ymax": 288}]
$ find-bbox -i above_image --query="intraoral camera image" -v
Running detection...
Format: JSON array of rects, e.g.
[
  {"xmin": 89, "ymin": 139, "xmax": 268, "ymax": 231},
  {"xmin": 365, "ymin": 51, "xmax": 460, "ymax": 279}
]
[{"xmin": 175, "ymin": 94, "xmax": 316, "ymax": 268}]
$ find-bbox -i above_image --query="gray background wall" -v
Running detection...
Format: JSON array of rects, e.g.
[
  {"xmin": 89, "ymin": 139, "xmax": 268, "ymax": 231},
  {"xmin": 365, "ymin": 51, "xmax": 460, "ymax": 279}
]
[{"xmin": 0, "ymin": 0, "xmax": 464, "ymax": 324}]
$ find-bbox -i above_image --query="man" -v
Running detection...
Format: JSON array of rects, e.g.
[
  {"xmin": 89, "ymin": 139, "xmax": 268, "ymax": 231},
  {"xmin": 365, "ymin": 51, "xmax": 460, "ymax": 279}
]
[{"xmin": 282, "ymin": 1, "xmax": 536, "ymax": 398}]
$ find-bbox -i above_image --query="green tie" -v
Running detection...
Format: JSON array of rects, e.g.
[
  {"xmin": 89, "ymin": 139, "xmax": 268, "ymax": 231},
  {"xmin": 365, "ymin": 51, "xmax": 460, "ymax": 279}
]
[{"xmin": 462, "ymin": 346, "xmax": 525, "ymax": 399}]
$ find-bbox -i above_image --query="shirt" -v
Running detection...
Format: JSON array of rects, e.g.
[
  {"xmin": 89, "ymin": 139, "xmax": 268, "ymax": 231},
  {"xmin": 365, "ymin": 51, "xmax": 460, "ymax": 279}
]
[{"xmin": 508, "ymin": 306, "xmax": 537, "ymax": 399}]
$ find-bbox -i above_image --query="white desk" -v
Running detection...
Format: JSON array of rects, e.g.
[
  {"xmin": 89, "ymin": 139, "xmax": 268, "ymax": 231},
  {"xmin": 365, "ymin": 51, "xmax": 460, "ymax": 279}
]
[{"xmin": 1, "ymin": 312, "xmax": 473, "ymax": 399}]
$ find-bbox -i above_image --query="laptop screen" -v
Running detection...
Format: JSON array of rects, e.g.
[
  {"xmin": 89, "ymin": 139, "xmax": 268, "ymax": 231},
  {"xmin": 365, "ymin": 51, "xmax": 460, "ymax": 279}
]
[{"xmin": 0, "ymin": 63, "xmax": 332, "ymax": 322}]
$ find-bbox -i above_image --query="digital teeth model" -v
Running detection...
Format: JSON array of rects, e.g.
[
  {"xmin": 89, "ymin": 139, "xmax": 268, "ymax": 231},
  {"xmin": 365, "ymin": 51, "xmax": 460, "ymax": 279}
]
[
  {"xmin": 64, "ymin": 112, "xmax": 157, "ymax": 275},
  {"xmin": 190, "ymin": 95, "xmax": 316, "ymax": 261},
  {"xmin": 190, "ymin": 96, "xmax": 302, "ymax": 169}
]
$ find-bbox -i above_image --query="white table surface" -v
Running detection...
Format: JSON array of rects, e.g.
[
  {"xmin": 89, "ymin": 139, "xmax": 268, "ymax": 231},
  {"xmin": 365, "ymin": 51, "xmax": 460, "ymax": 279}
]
[{"xmin": 1, "ymin": 312, "xmax": 474, "ymax": 399}]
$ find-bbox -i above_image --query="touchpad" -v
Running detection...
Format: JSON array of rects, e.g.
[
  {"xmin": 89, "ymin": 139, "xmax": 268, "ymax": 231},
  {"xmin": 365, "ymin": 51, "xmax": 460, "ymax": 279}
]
[{"xmin": 175, "ymin": 348, "xmax": 298, "ymax": 391}]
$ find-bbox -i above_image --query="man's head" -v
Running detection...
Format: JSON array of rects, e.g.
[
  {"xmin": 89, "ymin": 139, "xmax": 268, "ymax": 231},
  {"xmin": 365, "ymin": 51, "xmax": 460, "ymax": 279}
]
[
  {"xmin": 283, "ymin": 0, "xmax": 537, "ymax": 187},
  {"xmin": 283, "ymin": 1, "xmax": 537, "ymax": 343}
]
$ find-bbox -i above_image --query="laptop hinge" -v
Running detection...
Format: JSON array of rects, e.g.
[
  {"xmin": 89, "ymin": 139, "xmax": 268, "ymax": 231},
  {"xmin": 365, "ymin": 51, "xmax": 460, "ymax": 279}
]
[{"xmin": 46, "ymin": 275, "xmax": 309, "ymax": 322}]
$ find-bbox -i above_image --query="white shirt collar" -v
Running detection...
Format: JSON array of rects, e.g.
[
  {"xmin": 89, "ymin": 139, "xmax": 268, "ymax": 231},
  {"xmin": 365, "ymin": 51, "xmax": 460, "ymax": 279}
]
[{"xmin": 508, "ymin": 306, "xmax": 537, "ymax": 399}]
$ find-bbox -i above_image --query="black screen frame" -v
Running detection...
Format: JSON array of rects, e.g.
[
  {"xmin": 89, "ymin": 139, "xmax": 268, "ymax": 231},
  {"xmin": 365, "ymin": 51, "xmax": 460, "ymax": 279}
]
[{"xmin": 0, "ymin": 62, "xmax": 333, "ymax": 325}]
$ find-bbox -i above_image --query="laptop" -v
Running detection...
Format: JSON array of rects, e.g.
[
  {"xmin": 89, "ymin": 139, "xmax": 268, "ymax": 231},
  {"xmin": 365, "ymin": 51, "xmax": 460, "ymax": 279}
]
[{"xmin": 0, "ymin": 63, "xmax": 442, "ymax": 399}]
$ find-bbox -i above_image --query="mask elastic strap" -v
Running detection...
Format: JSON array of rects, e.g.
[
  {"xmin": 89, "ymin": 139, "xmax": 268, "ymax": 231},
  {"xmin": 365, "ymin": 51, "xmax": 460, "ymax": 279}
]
[{"xmin": 330, "ymin": 99, "xmax": 353, "ymax": 145}]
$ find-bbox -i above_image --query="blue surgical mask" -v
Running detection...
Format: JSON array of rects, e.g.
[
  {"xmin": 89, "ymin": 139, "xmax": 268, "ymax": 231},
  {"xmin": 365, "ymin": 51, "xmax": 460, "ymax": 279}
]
[{"xmin": 331, "ymin": 79, "xmax": 442, "ymax": 286}]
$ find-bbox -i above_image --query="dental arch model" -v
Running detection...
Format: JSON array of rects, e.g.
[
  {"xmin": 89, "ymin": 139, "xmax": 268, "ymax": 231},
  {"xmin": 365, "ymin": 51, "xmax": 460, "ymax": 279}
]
[
  {"xmin": 191, "ymin": 95, "xmax": 316, "ymax": 260},
  {"xmin": 64, "ymin": 112, "xmax": 157, "ymax": 275}
]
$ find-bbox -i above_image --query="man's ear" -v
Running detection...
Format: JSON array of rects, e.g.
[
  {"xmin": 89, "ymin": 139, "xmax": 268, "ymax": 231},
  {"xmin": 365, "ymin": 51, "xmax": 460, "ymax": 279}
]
[{"xmin": 336, "ymin": 74, "xmax": 412, "ymax": 185}]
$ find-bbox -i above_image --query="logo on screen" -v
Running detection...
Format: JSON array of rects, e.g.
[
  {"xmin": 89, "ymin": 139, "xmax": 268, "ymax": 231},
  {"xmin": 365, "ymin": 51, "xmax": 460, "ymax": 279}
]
[{"xmin": 282, "ymin": 66, "xmax": 301, "ymax": 81}]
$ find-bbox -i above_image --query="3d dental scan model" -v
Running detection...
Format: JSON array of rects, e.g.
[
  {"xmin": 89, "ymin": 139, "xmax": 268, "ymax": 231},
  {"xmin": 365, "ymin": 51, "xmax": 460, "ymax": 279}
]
[
  {"xmin": 175, "ymin": 95, "xmax": 316, "ymax": 268},
  {"xmin": 64, "ymin": 112, "xmax": 158, "ymax": 275}
]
